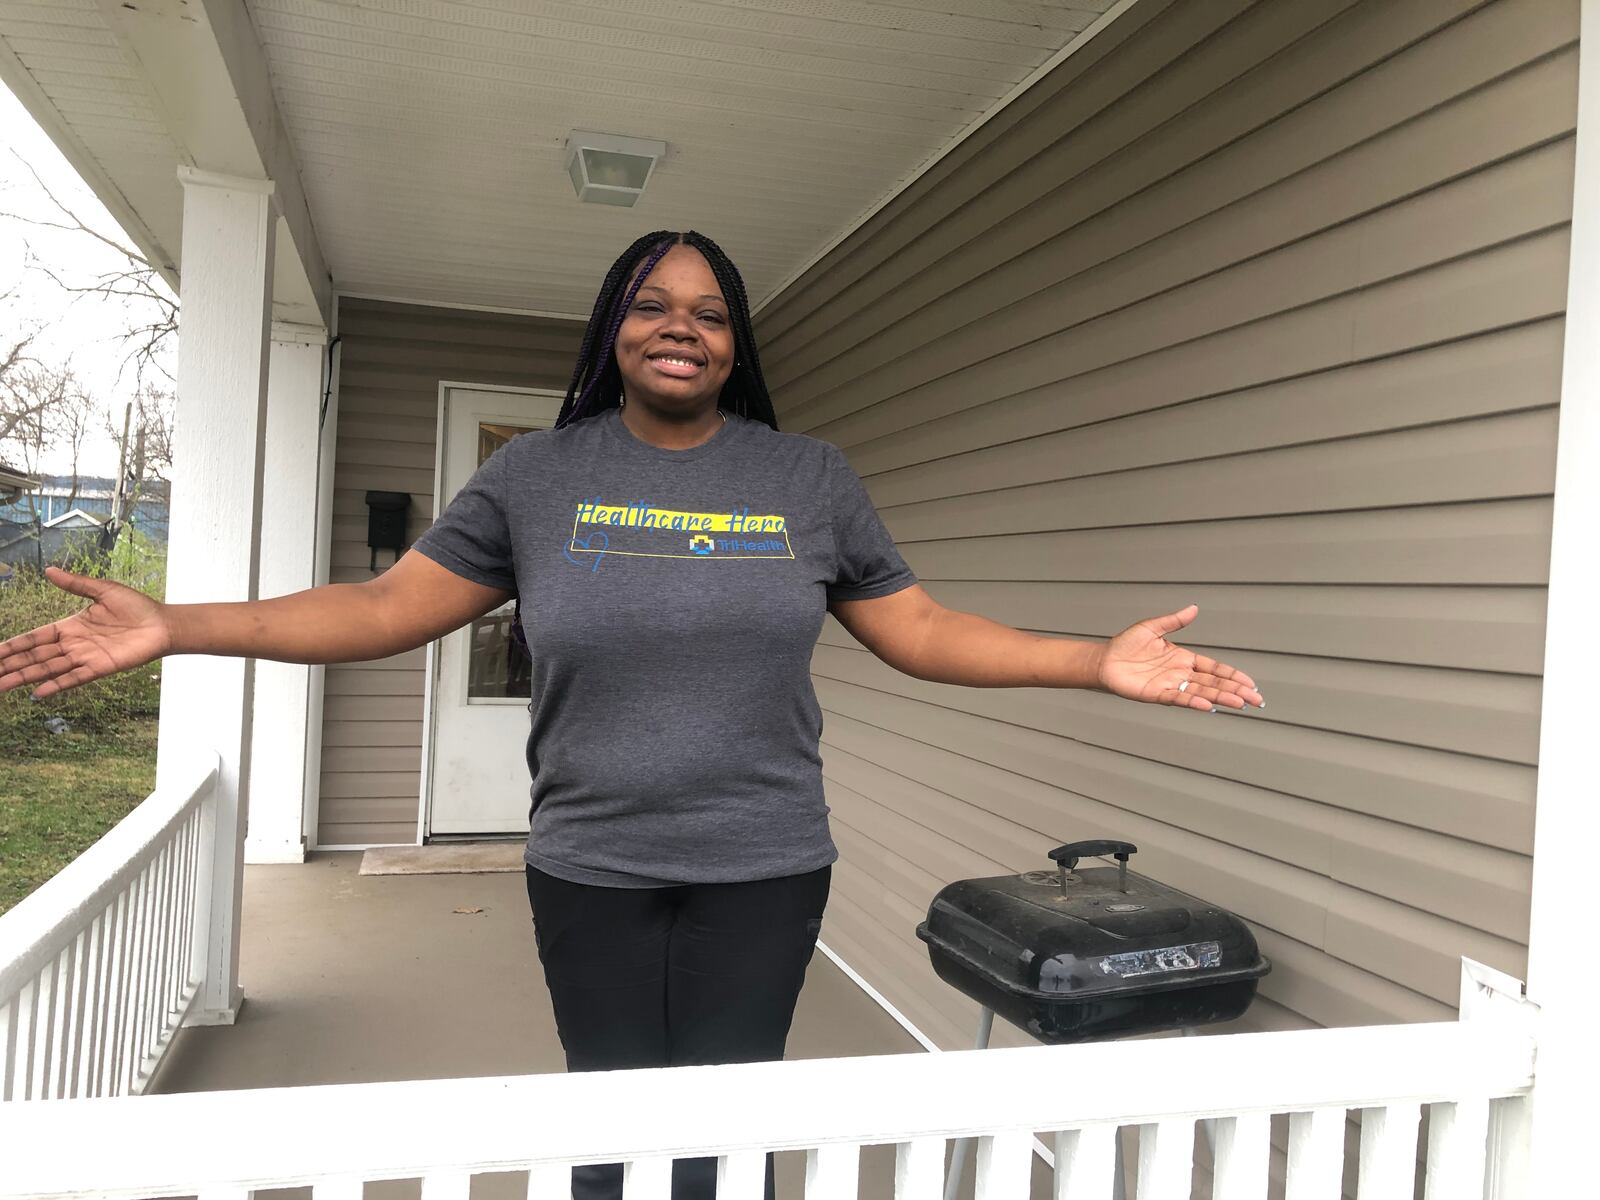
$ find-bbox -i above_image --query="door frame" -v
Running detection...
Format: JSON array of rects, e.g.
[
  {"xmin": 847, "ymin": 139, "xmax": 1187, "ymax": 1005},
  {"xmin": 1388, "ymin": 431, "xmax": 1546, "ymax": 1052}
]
[{"xmin": 415, "ymin": 380, "xmax": 565, "ymax": 842}]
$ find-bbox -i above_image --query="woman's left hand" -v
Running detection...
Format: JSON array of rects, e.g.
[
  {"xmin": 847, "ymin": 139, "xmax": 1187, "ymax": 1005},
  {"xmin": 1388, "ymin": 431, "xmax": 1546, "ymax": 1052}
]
[{"xmin": 1097, "ymin": 604, "xmax": 1264, "ymax": 712}]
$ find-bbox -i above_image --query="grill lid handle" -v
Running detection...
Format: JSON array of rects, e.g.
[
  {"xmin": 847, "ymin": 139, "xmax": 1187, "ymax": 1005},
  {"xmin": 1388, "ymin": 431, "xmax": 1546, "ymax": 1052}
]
[{"xmin": 1048, "ymin": 840, "xmax": 1138, "ymax": 893}]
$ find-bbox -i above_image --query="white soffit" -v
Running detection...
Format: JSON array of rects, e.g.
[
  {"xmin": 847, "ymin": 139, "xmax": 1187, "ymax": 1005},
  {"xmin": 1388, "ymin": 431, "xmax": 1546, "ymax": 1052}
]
[
  {"xmin": 244, "ymin": 0, "xmax": 1117, "ymax": 316},
  {"xmin": 0, "ymin": 0, "xmax": 184, "ymax": 279}
]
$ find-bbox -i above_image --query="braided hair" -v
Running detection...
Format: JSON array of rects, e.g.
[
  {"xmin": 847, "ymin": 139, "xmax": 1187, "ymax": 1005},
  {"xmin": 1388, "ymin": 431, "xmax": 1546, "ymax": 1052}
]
[
  {"xmin": 553, "ymin": 230, "xmax": 780, "ymax": 431},
  {"xmin": 507, "ymin": 232, "xmax": 778, "ymax": 664}
]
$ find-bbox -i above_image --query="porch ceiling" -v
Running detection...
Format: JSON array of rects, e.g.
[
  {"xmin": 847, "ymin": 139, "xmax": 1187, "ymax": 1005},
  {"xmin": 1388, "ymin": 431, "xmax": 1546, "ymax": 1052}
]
[{"xmin": 0, "ymin": 0, "xmax": 1117, "ymax": 319}]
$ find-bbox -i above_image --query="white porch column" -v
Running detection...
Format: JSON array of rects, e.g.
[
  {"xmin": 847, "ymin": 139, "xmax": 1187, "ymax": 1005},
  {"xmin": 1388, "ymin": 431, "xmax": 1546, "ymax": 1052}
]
[
  {"xmin": 155, "ymin": 166, "xmax": 276, "ymax": 1026},
  {"xmin": 244, "ymin": 326, "xmax": 326, "ymax": 864},
  {"xmin": 1525, "ymin": 0, "xmax": 1600, "ymax": 1192}
]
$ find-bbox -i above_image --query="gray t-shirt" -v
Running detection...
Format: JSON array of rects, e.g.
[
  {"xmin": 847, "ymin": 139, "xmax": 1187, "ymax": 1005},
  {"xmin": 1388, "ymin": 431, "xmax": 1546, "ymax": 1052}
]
[{"xmin": 411, "ymin": 405, "xmax": 918, "ymax": 887}]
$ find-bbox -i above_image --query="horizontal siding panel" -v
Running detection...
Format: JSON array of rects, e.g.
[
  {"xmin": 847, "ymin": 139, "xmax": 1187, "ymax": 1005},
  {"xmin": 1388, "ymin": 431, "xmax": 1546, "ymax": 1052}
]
[
  {"xmin": 320, "ymin": 720, "xmax": 424, "ymax": 748},
  {"xmin": 762, "ymin": 0, "xmax": 1315, "ymax": 346},
  {"xmin": 882, "ymin": 580, "xmax": 1548, "ymax": 674},
  {"xmin": 854, "ymin": 321, "xmax": 1565, "ymax": 491},
  {"xmin": 336, "ymin": 435, "xmax": 435, "ymax": 472},
  {"xmin": 322, "ymin": 670, "xmax": 424, "ymax": 699},
  {"xmin": 318, "ymin": 772, "xmax": 422, "ymax": 800},
  {"xmin": 320, "ymin": 746, "xmax": 422, "ymax": 774},
  {"xmin": 328, "ymin": 463, "xmax": 435, "ymax": 497},
  {"xmin": 822, "ymin": 712, "xmax": 1532, "ymax": 941},
  {"xmin": 336, "ymin": 379, "xmax": 447, "ymax": 411},
  {"xmin": 318, "ymin": 823, "xmax": 417, "ymax": 848},
  {"xmin": 896, "ymin": 499, "xmax": 1554, "ymax": 586},
  {"xmin": 323, "ymin": 695, "xmax": 426, "ymax": 723},
  {"xmin": 790, "ymin": 204, "xmax": 1571, "ymax": 440},
  {"xmin": 337, "ymin": 414, "xmax": 436, "ymax": 445},
  {"xmin": 780, "ymin": 131, "xmax": 1575, "ymax": 417},
  {"xmin": 765, "ymin": 0, "xmax": 1566, "ymax": 363},
  {"xmin": 812, "ymin": 668, "xmax": 1536, "ymax": 857},
  {"xmin": 769, "ymin": 12, "xmax": 1576, "ymax": 385},
  {"xmin": 810, "ymin": 229, "xmax": 1570, "ymax": 452}
]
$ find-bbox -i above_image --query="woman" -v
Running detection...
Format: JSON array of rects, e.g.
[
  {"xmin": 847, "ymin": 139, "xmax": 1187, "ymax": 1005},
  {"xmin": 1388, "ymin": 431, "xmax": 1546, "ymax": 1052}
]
[{"xmin": 0, "ymin": 230, "xmax": 1264, "ymax": 1199}]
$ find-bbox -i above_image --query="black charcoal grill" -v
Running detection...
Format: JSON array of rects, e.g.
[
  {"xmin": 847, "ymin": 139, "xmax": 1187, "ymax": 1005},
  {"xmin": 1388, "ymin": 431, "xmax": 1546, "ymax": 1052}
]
[{"xmin": 916, "ymin": 840, "xmax": 1270, "ymax": 1044}]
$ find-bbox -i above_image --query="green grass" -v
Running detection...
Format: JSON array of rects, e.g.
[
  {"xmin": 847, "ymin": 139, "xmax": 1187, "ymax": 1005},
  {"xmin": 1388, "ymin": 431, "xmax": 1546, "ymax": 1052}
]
[
  {"xmin": 1, "ymin": 539, "xmax": 167, "ymax": 914},
  {"xmin": 0, "ymin": 715, "xmax": 160, "ymax": 914}
]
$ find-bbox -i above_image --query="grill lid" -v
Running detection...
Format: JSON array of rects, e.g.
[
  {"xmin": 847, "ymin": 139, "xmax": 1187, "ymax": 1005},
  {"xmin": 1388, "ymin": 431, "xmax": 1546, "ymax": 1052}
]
[{"xmin": 917, "ymin": 841, "xmax": 1270, "ymax": 1002}]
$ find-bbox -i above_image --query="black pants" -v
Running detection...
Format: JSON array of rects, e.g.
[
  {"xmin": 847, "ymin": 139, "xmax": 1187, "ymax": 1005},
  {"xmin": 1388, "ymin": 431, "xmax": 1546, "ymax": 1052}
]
[{"xmin": 524, "ymin": 864, "xmax": 832, "ymax": 1200}]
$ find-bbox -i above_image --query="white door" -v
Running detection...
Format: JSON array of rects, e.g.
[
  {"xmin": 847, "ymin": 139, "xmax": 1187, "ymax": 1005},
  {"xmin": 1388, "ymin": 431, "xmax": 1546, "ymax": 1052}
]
[{"xmin": 425, "ymin": 385, "xmax": 564, "ymax": 835}]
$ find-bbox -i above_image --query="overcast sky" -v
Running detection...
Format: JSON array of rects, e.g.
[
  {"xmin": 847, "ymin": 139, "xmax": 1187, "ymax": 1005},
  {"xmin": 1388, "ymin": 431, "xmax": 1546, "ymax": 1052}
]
[{"xmin": 1, "ymin": 82, "xmax": 178, "ymax": 479}]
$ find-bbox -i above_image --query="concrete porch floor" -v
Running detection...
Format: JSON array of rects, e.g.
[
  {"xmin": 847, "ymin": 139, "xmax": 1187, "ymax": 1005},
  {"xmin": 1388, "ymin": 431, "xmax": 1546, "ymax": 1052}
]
[{"xmin": 151, "ymin": 852, "xmax": 955, "ymax": 1198}]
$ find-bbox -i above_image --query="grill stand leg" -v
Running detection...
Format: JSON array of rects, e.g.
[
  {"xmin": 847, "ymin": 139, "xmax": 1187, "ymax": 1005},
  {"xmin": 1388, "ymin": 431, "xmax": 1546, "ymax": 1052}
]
[{"xmin": 942, "ymin": 1006, "xmax": 995, "ymax": 1200}]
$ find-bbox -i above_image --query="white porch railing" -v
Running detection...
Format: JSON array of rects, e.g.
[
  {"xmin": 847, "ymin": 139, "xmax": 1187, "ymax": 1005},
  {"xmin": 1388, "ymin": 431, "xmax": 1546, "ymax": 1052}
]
[
  {"xmin": 0, "ymin": 753, "xmax": 219, "ymax": 1101},
  {"xmin": 0, "ymin": 1012, "xmax": 1534, "ymax": 1199}
]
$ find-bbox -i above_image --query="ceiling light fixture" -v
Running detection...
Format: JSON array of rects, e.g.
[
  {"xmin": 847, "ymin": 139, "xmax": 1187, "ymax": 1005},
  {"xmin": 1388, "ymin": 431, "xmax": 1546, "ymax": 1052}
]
[{"xmin": 565, "ymin": 131, "xmax": 666, "ymax": 207}]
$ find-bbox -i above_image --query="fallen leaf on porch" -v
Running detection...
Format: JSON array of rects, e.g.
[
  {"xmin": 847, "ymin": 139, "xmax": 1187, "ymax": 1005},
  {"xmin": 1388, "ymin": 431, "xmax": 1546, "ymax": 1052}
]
[{"xmin": 452, "ymin": 906, "xmax": 485, "ymax": 915}]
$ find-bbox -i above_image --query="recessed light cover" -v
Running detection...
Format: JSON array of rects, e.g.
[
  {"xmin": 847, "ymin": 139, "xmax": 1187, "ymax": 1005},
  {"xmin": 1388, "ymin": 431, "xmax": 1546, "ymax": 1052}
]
[{"xmin": 565, "ymin": 131, "xmax": 665, "ymax": 207}]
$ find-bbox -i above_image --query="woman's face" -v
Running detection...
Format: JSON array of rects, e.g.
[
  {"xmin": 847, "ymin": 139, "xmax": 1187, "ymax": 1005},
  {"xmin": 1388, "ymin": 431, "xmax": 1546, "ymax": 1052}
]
[{"xmin": 613, "ymin": 245, "xmax": 735, "ymax": 417}]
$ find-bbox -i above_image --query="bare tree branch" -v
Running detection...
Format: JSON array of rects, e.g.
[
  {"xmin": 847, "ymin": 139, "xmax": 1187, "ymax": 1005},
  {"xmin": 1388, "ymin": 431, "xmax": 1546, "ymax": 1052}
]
[{"xmin": 1, "ymin": 150, "xmax": 177, "ymax": 389}]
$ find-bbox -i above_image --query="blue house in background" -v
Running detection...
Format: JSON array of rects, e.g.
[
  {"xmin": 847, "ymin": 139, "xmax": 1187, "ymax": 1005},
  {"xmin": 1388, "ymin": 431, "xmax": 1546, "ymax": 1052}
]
[{"xmin": 0, "ymin": 474, "xmax": 170, "ymax": 542}]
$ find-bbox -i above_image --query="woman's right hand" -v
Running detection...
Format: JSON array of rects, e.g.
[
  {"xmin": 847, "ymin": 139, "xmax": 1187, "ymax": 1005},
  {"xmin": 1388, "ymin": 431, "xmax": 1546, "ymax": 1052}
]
[{"xmin": 0, "ymin": 566, "xmax": 174, "ymax": 700}]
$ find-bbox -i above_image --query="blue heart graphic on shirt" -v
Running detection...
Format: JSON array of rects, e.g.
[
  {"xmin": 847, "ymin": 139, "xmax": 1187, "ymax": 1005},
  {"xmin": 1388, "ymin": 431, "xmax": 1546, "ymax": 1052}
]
[{"xmin": 563, "ymin": 530, "xmax": 609, "ymax": 572}]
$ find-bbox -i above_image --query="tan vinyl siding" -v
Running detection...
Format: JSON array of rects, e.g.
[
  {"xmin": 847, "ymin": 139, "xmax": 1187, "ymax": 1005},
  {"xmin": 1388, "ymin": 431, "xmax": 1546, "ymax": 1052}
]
[
  {"xmin": 757, "ymin": 0, "xmax": 1575, "ymax": 1050},
  {"xmin": 317, "ymin": 298, "xmax": 583, "ymax": 848}
]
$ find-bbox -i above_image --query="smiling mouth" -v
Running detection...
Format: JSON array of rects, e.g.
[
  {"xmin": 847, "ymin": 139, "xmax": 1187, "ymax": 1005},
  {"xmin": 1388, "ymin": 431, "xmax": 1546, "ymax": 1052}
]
[{"xmin": 647, "ymin": 353, "xmax": 704, "ymax": 377}]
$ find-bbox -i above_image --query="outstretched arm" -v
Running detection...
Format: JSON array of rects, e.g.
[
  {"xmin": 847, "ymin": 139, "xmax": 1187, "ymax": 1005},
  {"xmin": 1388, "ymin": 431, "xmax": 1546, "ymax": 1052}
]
[
  {"xmin": 828, "ymin": 585, "xmax": 1263, "ymax": 713},
  {"xmin": 0, "ymin": 549, "xmax": 510, "ymax": 700}
]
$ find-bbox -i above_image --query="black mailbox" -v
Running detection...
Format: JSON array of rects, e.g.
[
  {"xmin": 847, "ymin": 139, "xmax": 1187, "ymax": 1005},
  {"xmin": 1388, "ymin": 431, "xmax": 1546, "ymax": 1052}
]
[{"xmin": 364, "ymin": 490, "xmax": 409, "ymax": 570}]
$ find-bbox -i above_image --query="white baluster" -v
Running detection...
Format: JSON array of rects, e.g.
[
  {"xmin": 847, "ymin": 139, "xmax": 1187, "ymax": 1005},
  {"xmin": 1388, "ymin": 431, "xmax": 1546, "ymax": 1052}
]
[
  {"xmin": 72, "ymin": 920, "xmax": 97, "ymax": 1099},
  {"xmin": 420, "ymin": 1170, "xmax": 471, "ymax": 1200},
  {"xmin": 806, "ymin": 1143, "xmax": 860, "ymax": 1198},
  {"xmin": 178, "ymin": 814, "xmax": 199, "ymax": 1006},
  {"xmin": 622, "ymin": 1156, "xmax": 673, "ymax": 1198},
  {"xmin": 895, "ymin": 1137, "xmax": 945, "ymax": 1199},
  {"xmin": 31, "ymin": 956, "xmax": 57, "ymax": 1100},
  {"xmin": 1286, "ymin": 1110, "xmax": 1346, "ymax": 1200},
  {"xmin": 63, "ymin": 927, "xmax": 91, "ymax": 1098},
  {"xmin": 717, "ymin": 1150, "xmax": 767, "ymax": 1199},
  {"xmin": 141, "ymin": 845, "xmax": 175, "ymax": 1091},
  {"xmin": 118, "ymin": 872, "xmax": 144, "ymax": 1093},
  {"xmin": 149, "ymin": 843, "xmax": 174, "ymax": 1053},
  {"xmin": 46, "ymin": 942, "xmax": 74, "ymax": 1099},
  {"xmin": 91, "ymin": 900, "xmax": 118, "ymax": 1096},
  {"xmin": 14, "ymin": 976, "xmax": 37, "ymax": 1101},
  {"xmin": 1136, "ymin": 1120, "xmax": 1193, "ymax": 1200},
  {"xmin": 130, "ymin": 862, "xmax": 154, "ymax": 1083},
  {"xmin": 0, "ymin": 995, "xmax": 14, "ymax": 1102},
  {"xmin": 1357, "ymin": 1104, "xmax": 1420, "ymax": 1200},
  {"xmin": 1424, "ymin": 1099, "xmax": 1489, "ymax": 1200},
  {"xmin": 104, "ymin": 888, "xmax": 130, "ymax": 1093},
  {"xmin": 975, "ymin": 1130, "xmax": 1032, "ymax": 1199},
  {"xmin": 1055, "ymin": 1126, "xmax": 1117, "ymax": 1199},
  {"xmin": 173, "ymin": 824, "xmax": 191, "ymax": 1005},
  {"xmin": 1211, "ymin": 1113, "xmax": 1270, "ymax": 1200}
]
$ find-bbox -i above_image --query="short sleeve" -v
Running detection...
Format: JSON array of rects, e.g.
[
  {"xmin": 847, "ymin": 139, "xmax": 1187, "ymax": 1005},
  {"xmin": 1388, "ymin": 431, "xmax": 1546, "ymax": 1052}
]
[
  {"xmin": 411, "ymin": 443, "xmax": 516, "ymax": 591},
  {"xmin": 826, "ymin": 445, "xmax": 918, "ymax": 603}
]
